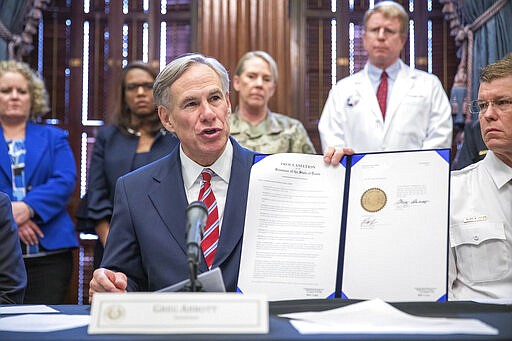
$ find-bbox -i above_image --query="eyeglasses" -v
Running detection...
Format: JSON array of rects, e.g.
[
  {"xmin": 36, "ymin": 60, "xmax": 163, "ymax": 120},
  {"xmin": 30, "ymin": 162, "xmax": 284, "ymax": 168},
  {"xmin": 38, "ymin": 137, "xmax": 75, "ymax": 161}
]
[
  {"xmin": 365, "ymin": 27, "xmax": 400, "ymax": 38},
  {"xmin": 125, "ymin": 82, "xmax": 154, "ymax": 92},
  {"xmin": 469, "ymin": 98, "xmax": 512, "ymax": 114}
]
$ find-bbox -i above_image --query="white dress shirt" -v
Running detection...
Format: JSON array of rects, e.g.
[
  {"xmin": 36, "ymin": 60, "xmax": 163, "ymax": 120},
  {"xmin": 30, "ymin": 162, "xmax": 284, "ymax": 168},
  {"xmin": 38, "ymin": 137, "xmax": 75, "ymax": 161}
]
[
  {"xmin": 449, "ymin": 151, "xmax": 512, "ymax": 299},
  {"xmin": 180, "ymin": 140, "xmax": 233, "ymax": 234},
  {"xmin": 367, "ymin": 59, "xmax": 400, "ymax": 104}
]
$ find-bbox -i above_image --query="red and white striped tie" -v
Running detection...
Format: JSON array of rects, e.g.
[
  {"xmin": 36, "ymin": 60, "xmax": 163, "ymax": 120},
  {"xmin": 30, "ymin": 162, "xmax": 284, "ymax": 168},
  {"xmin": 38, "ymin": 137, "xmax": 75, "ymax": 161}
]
[{"xmin": 198, "ymin": 168, "xmax": 219, "ymax": 268}]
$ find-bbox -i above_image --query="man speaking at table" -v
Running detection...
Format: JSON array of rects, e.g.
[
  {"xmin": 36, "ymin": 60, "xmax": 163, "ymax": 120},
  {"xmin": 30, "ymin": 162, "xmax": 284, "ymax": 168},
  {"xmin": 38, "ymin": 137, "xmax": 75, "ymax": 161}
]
[{"xmin": 88, "ymin": 53, "xmax": 256, "ymax": 300}]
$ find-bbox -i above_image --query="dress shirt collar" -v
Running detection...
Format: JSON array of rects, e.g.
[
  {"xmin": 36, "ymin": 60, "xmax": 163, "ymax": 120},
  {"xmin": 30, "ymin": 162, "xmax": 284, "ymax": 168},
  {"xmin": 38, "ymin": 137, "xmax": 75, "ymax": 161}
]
[
  {"xmin": 180, "ymin": 140, "xmax": 233, "ymax": 191},
  {"xmin": 366, "ymin": 59, "xmax": 401, "ymax": 84},
  {"xmin": 483, "ymin": 150, "xmax": 512, "ymax": 189}
]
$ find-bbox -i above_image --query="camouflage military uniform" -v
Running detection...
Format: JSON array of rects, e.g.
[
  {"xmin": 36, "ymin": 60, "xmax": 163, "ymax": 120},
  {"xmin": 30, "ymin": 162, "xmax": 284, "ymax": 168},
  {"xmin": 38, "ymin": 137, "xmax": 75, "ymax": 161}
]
[{"xmin": 229, "ymin": 111, "xmax": 316, "ymax": 154}]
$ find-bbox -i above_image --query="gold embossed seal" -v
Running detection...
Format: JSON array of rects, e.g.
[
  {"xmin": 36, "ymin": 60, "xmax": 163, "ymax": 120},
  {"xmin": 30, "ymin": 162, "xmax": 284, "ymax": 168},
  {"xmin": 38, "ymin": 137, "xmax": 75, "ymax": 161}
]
[
  {"xmin": 105, "ymin": 305, "xmax": 125, "ymax": 321},
  {"xmin": 361, "ymin": 188, "xmax": 387, "ymax": 212}
]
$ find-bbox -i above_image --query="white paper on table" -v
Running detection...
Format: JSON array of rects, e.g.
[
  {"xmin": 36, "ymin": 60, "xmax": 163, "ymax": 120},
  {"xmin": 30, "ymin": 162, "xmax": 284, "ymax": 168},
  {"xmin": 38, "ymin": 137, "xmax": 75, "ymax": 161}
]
[
  {"xmin": 0, "ymin": 314, "xmax": 90, "ymax": 332},
  {"xmin": 156, "ymin": 267, "xmax": 226, "ymax": 292},
  {"xmin": 280, "ymin": 299, "xmax": 498, "ymax": 335},
  {"xmin": 471, "ymin": 298, "xmax": 512, "ymax": 305},
  {"xmin": 237, "ymin": 153, "xmax": 346, "ymax": 300},
  {"xmin": 0, "ymin": 305, "xmax": 58, "ymax": 314},
  {"xmin": 342, "ymin": 150, "xmax": 449, "ymax": 301}
]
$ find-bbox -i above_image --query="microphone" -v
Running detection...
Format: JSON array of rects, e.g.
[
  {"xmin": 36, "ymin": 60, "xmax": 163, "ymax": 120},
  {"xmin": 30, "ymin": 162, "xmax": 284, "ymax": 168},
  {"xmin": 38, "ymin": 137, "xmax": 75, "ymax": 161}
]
[{"xmin": 186, "ymin": 200, "xmax": 208, "ymax": 265}]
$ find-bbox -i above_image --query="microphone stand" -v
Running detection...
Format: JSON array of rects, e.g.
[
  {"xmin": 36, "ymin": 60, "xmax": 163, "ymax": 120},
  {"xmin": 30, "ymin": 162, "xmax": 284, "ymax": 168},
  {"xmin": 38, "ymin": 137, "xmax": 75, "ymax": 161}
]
[
  {"xmin": 183, "ymin": 261, "xmax": 203, "ymax": 292},
  {"xmin": 183, "ymin": 200, "xmax": 207, "ymax": 292},
  {"xmin": 183, "ymin": 245, "xmax": 204, "ymax": 292}
]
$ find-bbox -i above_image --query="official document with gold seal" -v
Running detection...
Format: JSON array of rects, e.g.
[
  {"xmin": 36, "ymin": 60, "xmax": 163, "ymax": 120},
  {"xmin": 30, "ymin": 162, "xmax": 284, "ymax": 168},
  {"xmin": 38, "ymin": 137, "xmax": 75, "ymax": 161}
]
[
  {"xmin": 237, "ymin": 153, "xmax": 346, "ymax": 300},
  {"xmin": 341, "ymin": 150, "xmax": 450, "ymax": 302},
  {"xmin": 237, "ymin": 149, "xmax": 450, "ymax": 302}
]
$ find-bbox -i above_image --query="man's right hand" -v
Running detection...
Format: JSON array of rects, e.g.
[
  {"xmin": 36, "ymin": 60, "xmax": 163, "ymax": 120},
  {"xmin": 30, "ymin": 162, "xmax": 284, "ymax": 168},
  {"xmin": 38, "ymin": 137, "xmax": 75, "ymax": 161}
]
[
  {"xmin": 323, "ymin": 146, "xmax": 355, "ymax": 165},
  {"xmin": 89, "ymin": 268, "xmax": 128, "ymax": 304}
]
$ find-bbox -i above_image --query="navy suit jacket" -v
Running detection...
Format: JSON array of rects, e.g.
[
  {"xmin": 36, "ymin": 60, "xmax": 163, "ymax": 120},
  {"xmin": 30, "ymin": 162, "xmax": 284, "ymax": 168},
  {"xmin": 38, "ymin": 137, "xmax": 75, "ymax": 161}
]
[
  {"xmin": 0, "ymin": 192, "xmax": 26, "ymax": 304},
  {"xmin": 0, "ymin": 123, "xmax": 78, "ymax": 250},
  {"xmin": 86, "ymin": 125, "xmax": 179, "ymax": 223},
  {"xmin": 101, "ymin": 137, "xmax": 256, "ymax": 292}
]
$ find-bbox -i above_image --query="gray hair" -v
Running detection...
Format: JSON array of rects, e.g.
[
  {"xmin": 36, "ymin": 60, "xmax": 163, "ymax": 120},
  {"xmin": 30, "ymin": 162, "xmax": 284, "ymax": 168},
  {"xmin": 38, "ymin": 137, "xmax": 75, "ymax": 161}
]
[
  {"xmin": 364, "ymin": 1, "xmax": 409, "ymax": 37},
  {"xmin": 153, "ymin": 53, "xmax": 230, "ymax": 108},
  {"xmin": 234, "ymin": 50, "xmax": 278, "ymax": 83}
]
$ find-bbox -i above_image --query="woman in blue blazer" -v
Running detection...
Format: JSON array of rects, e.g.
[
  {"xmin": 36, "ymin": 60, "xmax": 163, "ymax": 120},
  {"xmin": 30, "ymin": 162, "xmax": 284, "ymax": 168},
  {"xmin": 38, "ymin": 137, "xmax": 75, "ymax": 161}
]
[{"xmin": 0, "ymin": 60, "xmax": 77, "ymax": 304}]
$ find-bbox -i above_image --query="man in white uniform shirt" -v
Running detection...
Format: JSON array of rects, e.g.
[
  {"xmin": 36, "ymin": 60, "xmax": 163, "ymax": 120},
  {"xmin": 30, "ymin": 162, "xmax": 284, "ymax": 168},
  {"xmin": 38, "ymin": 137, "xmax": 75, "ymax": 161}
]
[
  {"xmin": 318, "ymin": 1, "xmax": 452, "ymax": 153},
  {"xmin": 449, "ymin": 53, "xmax": 512, "ymax": 300}
]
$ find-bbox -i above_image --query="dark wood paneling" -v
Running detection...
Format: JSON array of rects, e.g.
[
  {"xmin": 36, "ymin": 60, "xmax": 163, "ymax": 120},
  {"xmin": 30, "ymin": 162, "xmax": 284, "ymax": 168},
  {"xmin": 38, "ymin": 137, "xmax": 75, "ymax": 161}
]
[
  {"xmin": 31, "ymin": 0, "xmax": 460, "ymax": 303},
  {"xmin": 198, "ymin": 0, "xmax": 291, "ymax": 119}
]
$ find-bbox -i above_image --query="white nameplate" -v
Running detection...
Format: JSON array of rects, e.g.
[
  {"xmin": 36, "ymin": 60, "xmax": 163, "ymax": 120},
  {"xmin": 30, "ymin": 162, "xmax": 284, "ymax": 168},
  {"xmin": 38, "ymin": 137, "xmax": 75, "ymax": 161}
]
[{"xmin": 88, "ymin": 292, "xmax": 268, "ymax": 334}]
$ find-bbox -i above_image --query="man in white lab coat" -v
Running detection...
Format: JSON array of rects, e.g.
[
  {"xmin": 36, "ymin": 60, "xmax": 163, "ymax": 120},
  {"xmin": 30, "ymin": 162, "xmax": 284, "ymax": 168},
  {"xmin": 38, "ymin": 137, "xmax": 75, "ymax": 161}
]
[{"xmin": 318, "ymin": 1, "xmax": 452, "ymax": 153}]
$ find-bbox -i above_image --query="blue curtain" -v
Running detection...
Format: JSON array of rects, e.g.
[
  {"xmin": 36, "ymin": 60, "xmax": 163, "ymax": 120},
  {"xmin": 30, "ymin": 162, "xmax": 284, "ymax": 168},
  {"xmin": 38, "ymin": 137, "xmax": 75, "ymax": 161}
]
[
  {"xmin": 462, "ymin": 0, "xmax": 512, "ymax": 120},
  {"xmin": 0, "ymin": 0, "xmax": 30, "ymax": 60}
]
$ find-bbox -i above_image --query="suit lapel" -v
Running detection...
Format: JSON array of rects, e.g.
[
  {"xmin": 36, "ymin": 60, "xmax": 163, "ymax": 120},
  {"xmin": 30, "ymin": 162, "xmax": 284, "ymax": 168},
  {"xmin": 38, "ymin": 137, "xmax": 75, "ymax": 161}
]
[
  {"xmin": 147, "ymin": 150, "xmax": 190, "ymax": 261},
  {"xmin": 147, "ymin": 139, "xmax": 254, "ymax": 272},
  {"xmin": 24, "ymin": 123, "xmax": 47, "ymax": 185},
  {"xmin": 0, "ymin": 128, "xmax": 11, "ymax": 182},
  {"xmin": 116, "ymin": 137, "xmax": 139, "ymax": 178},
  {"xmin": 0, "ymin": 123, "xmax": 47, "ymax": 185},
  {"xmin": 385, "ymin": 61, "xmax": 414, "ymax": 127},
  {"xmin": 355, "ymin": 71, "xmax": 383, "ymax": 122}
]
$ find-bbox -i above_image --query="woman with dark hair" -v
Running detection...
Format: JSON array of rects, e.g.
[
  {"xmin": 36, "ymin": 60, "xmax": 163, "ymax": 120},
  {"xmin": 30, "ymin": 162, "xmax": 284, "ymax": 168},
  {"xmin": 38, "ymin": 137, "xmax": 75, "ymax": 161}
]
[{"xmin": 86, "ymin": 61, "xmax": 179, "ymax": 267}]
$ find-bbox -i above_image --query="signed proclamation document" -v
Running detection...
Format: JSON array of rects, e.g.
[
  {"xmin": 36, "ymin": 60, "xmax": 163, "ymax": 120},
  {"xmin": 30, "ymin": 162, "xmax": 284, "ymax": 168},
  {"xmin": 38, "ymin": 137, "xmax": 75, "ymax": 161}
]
[
  {"xmin": 236, "ymin": 149, "xmax": 450, "ymax": 302},
  {"xmin": 237, "ymin": 153, "xmax": 345, "ymax": 300},
  {"xmin": 341, "ymin": 150, "xmax": 450, "ymax": 302}
]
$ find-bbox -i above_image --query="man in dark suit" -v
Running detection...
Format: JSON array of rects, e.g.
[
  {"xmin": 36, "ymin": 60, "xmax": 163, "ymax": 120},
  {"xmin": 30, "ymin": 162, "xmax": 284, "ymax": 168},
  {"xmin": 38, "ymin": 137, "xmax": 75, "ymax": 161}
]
[
  {"xmin": 0, "ymin": 192, "xmax": 27, "ymax": 304},
  {"xmin": 88, "ymin": 54, "xmax": 256, "ymax": 299}
]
